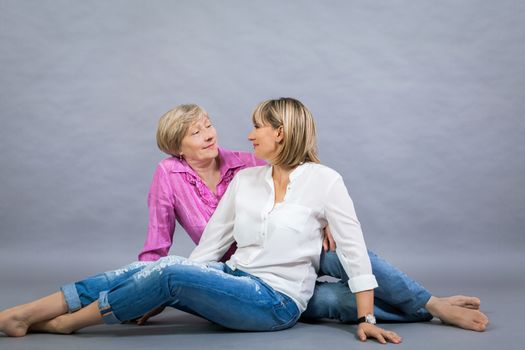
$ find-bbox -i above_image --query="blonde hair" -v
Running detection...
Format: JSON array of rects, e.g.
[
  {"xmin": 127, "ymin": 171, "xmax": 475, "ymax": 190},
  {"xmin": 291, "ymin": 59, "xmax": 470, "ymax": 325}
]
[
  {"xmin": 252, "ymin": 97, "xmax": 320, "ymax": 167},
  {"xmin": 156, "ymin": 104, "xmax": 208, "ymax": 156}
]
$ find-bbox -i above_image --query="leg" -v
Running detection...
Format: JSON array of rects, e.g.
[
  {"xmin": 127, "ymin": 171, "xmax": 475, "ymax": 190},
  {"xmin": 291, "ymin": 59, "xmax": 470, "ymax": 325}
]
[
  {"xmin": 30, "ymin": 302, "xmax": 104, "ymax": 334},
  {"xmin": 0, "ymin": 261, "xmax": 150, "ymax": 337},
  {"xmin": 302, "ymin": 281, "xmax": 428, "ymax": 323},
  {"xmin": 0, "ymin": 292, "xmax": 68, "ymax": 337},
  {"xmin": 317, "ymin": 250, "xmax": 489, "ymax": 330},
  {"xmin": 99, "ymin": 257, "xmax": 300, "ymax": 331},
  {"xmin": 319, "ymin": 250, "xmax": 432, "ymax": 320},
  {"xmin": 61, "ymin": 261, "xmax": 150, "ymax": 312},
  {"xmin": 36, "ymin": 257, "xmax": 300, "ymax": 333}
]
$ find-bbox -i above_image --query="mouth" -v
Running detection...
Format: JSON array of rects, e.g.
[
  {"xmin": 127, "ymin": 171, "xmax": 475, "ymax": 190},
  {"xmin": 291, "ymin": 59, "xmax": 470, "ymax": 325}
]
[{"xmin": 203, "ymin": 143, "xmax": 216, "ymax": 150}]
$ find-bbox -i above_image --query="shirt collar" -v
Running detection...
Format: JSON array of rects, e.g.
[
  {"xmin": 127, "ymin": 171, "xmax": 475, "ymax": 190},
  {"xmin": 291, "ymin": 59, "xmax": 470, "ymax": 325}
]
[
  {"xmin": 169, "ymin": 147, "xmax": 246, "ymax": 179},
  {"xmin": 264, "ymin": 162, "xmax": 309, "ymax": 186},
  {"xmin": 217, "ymin": 147, "xmax": 246, "ymax": 178}
]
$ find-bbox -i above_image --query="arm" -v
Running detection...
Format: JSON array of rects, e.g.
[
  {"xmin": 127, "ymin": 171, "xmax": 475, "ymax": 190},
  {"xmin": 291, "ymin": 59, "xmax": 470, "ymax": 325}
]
[
  {"xmin": 324, "ymin": 176, "xmax": 401, "ymax": 344},
  {"xmin": 188, "ymin": 174, "xmax": 238, "ymax": 263},
  {"xmin": 324, "ymin": 175, "xmax": 377, "ymax": 293},
  {"xmin": 138, "ymin": 163, "xmax": 177, "ymax": 261}
]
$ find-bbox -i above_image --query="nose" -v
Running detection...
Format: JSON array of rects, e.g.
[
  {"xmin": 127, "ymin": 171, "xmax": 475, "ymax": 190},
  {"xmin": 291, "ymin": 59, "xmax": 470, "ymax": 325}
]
[
  {"xmin": 248, "ymin": 128, "xmax": 256, "ymax": 141},
  {"xmin": 204, "ymin": 128, "xmax": 215, "ymax": 141}
]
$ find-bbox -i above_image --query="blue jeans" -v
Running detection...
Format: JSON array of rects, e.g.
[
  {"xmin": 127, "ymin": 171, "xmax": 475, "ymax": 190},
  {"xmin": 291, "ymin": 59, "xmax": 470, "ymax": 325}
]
[
  {"xmin": 61, "ymin": 256, "xmax": 300, "ymax": 331},
  {"xmin": 302, "ymin": 250, "xmax": 433, "ymax": 322}
]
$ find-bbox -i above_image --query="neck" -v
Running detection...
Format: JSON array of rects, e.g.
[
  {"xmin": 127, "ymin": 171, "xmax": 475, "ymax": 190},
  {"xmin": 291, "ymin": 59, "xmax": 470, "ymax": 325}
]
[
  {"xmin": 185, "ymin": 156, "xmax": 220, "ymax": 178},
  {"xmin": 271, "ymin": 164, "xmax": 295, "ymax": 185}
]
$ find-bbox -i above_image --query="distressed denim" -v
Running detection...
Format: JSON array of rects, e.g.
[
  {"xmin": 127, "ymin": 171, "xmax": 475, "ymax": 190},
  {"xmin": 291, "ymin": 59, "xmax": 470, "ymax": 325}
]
[
  {"xmin": 61, "ymin": 256, "xmax": 300, "ymax": 331},
  {"xmin": 301, "ymin": 250, "xmax": 433, "ymax": 322}
]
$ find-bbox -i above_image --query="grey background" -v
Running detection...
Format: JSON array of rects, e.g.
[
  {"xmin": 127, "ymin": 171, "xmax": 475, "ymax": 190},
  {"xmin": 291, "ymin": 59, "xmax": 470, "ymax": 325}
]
[{"xmin": 1, "ymin": 0, "xmax": 524, "ymax": 349}]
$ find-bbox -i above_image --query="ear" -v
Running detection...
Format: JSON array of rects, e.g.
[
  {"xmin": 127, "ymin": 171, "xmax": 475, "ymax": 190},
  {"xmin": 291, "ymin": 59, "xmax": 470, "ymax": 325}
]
[{"xmin": 275, "ymin": 126, "xmax": 284, "ymax": 143}]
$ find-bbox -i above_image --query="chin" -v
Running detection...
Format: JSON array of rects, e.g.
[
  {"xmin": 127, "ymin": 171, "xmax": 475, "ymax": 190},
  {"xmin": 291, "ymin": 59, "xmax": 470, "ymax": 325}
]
[
  {"xmin": 254, "ymin": 150, "xmax": 268, "ymax": 160},
  {"xmin": 206, "ymin": 148, "xmax": 219, "ymax": 158}
]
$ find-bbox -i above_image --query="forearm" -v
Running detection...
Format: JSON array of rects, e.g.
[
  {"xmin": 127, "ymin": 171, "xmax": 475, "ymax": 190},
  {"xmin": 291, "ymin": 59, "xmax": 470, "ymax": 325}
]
[{"xmin": 355, "ymin": 289, "xmax": 374, "ymax": 318}]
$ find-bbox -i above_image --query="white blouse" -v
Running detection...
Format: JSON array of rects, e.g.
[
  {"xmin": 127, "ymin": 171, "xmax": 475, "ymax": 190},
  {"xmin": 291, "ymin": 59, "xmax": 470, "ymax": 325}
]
[{"xmin": 189, "ymin": 162, "xmax": 378, "ymax": 312}]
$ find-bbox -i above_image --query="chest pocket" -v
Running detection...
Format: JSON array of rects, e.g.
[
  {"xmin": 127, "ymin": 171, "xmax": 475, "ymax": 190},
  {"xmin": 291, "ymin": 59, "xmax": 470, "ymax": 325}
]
[{"xmin": 269, "ymin": 204, "xmax": 312, "ymax": 236}]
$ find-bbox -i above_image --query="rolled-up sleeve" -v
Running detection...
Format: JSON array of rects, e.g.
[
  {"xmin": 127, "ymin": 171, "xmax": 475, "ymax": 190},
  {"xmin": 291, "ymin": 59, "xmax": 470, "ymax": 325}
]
[{"xmin": 324, "ymin": 176, "xmax": 378, "ymax": 293}]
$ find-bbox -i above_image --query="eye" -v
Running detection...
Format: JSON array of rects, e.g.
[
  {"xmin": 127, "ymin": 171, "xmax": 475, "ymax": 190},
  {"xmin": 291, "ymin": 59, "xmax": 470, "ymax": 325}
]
[
  {"xmin": 206, "ymin": 123, "xmax": 212, "ymax": 128},
  {"xmin": 191, "ymin": 130, "xmax": 199, "ymax": 135}
]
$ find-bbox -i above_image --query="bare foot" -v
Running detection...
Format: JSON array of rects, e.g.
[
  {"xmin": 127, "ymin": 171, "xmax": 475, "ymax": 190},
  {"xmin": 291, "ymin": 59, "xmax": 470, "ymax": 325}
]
[
  {"xmin": 0, "ymin": 307, "xmax": 31, "ymax": 337},
  {"xmin": 441, "ymin": 295, "xmax": 481, "ymax": 310},
  {"xmin": 426, "ymin": 296, "xmax": 489, "ymax": 331}
]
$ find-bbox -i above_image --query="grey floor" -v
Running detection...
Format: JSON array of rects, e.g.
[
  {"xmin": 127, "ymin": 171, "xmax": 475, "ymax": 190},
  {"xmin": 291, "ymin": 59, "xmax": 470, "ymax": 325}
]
[{"xmin": 1, "ymin": 252, "xmax": 523, "ymax": 350}]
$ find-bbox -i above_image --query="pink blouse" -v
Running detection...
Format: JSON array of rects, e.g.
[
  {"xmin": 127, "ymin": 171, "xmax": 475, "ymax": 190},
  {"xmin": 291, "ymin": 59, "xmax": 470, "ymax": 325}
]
[{"xmin": 138, "ymin": 147, "xmax": 265, "ymax": 261}]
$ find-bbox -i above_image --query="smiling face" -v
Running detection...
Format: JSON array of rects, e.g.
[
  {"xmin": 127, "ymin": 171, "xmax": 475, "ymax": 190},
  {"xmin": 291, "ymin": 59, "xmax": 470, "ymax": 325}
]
[
  {"xmin": 179, "ymin": 116, "xmax": 219, "ymax": 162},
  {"xmin": 247, "ymin": 121, "xmax": 283, "ymax": 162}
]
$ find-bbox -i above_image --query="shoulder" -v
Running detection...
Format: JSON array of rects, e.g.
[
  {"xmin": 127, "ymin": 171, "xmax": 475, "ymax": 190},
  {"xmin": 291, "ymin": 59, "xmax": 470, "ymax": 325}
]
[
  {"xmin": 223, "ymin": 165, "xmax": 269, "ymax": 193},
  {"xmin": 303, "ymin": 162, "xmax": 342, "ymax": 181},
  {"xmin": 236, "ymin": 164, "xmax": 269, "ymax": 178},
  {"xmin": 156, "ymin": 157, "xmax": 182, "ymax": 173},
  {"xmin": 221, "ymin": 148, "xmax": 266, "ymax": 168}
]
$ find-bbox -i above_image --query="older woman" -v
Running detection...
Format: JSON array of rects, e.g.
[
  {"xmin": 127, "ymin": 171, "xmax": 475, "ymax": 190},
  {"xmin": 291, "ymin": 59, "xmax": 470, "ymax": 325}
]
[
  {"xmin": 0, "ymin": 98, "xmax": 401, "ymax": 343},
  {"xmin": 137, "ymin": 104, "xmax": 488, "ymax": 331}
]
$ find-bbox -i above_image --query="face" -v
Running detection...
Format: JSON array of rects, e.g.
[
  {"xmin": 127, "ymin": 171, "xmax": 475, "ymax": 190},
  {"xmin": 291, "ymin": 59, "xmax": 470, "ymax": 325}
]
[
  {"xmin": 247, "ymin": 120, "xmax": 283, "ymax": 162},
  {"xmin": 179, "ymin": 116, "xmax": 219, "ymax": 162}
]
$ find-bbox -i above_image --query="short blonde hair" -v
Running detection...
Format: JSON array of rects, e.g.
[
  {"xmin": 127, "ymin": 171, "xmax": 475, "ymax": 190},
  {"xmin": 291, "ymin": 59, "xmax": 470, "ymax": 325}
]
[
  {"xmin": 156, "ymin": 104, "xmax": 208, "ymax": 156},
  {"xmin": 252, "ymin": 97, "xmax": 320, "ymax": 167}
]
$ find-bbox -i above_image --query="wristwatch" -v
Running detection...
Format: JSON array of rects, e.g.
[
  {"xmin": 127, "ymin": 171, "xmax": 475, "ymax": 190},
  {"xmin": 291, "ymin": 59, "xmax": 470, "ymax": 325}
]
[{"xmin": 357, "ymin": 314, "xmax": 376, "ymax": 325}]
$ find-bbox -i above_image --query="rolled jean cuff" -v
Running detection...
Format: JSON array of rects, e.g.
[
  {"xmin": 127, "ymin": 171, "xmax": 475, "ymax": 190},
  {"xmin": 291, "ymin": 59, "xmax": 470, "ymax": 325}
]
[
  {"xmin": 60, "ymin": 283, "xmax": 82, "ymax": 313},
  {"xmin": 414, "ymin": 290, "xmax": 433, "ymax": 313},
  {"xmin": 98, "ymin": 291, "xmax": 121, "ymax": 324}
]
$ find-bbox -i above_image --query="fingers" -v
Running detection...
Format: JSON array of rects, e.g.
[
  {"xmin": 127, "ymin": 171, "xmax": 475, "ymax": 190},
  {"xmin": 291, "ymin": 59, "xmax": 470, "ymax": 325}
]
[
  {"xmin": 384, "ymin": 330, "xmax": 402, "ymax": 344},
  {"xmin": 136, "ymin": 316, "xmax": 148, "ymax": 325},
  {"xmin": 356, "ymin": 326, "xmax": 367, "ymax": 342},
  {"xmin": 376, "ymin": 333, "xmax": 387, "ymax": 344},
  {"xmin": 324, "ymin": 225, "xmax": 337, "ymax": 251},
  {"xmin": 359, "ymin": 324, "xmax": 402, "ymax": 344},
  {"xmin": 329, "ymin": 237, "xmax": 336, "ymax": 251}
]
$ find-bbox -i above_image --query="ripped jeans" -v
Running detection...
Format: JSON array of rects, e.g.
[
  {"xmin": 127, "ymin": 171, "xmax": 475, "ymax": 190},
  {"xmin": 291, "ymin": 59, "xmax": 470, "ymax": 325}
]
[{"xmin": 60, "ymin": 256, "xmax": 300, "ymax": 331}]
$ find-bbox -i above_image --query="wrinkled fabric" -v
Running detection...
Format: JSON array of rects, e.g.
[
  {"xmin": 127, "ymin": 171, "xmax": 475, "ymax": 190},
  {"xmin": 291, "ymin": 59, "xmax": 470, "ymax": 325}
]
[
  {"xmin": 190, "ymin": 163, "xmax": 378, "ymax": 312},
  {"xmin": 61, "ymin": 257, "xmax": 300, "ymax": 331},
  {"xmin": 138, "ymin": 148, "xmax": 264, "ymax": 261}
]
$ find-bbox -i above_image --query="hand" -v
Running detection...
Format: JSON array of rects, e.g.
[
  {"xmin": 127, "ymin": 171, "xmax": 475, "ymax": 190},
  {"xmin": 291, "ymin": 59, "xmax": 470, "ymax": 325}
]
[
  {"xmin": 357, "ymin": 323, "xmax": 402, "ymax": 344},
  {"xmin": 322, "ymin": 225, "xmax": 337, "ymax": 252},
  {"xmin": 136, "ymin": 306, "xmax": 166, "ymax": 325}
]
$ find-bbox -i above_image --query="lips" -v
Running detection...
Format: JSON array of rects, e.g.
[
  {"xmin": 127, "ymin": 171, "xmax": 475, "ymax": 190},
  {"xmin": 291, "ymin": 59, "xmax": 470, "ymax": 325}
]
[{"xmin": 203, "ymin": 143, "xmax": 216, "ymax": 150}]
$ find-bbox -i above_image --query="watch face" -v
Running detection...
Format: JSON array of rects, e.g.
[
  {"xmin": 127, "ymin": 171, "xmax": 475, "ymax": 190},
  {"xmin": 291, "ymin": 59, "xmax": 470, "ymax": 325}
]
[{"xmin": 365, "ymin": 314, "xmax": 377, "ymax": 324}]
